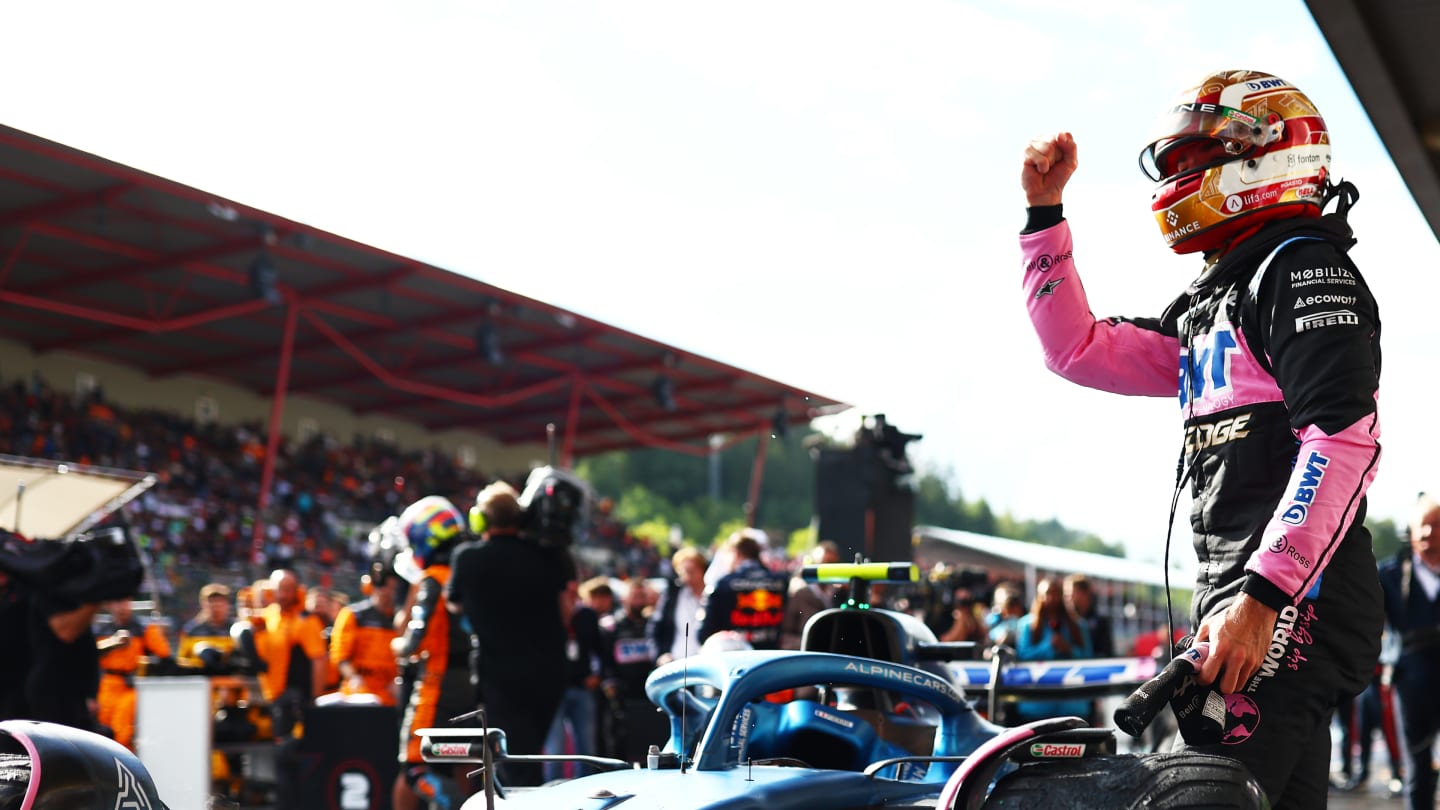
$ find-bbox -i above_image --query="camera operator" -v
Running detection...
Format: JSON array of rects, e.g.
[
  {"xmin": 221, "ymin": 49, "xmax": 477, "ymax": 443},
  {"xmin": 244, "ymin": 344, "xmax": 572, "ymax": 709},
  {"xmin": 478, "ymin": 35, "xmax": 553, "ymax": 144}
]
[
  {"xmin": 26, "ymin": 590, "xmax": 103, "ymax": 731},
  {"xmin": 0, "ymin": 571, "xmax": 31, "ymax": 720},
  {"xmin": 447, "ymin": 479, "xmax": 571, "ymax": 787}
]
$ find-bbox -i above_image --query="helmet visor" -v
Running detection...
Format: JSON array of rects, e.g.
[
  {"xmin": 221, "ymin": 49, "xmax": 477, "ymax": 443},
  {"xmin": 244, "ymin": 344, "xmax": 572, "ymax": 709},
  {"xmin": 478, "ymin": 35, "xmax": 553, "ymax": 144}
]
[{"xmin": 1138, "ymin": 103, "xmax": 1273, "ymax": 182}]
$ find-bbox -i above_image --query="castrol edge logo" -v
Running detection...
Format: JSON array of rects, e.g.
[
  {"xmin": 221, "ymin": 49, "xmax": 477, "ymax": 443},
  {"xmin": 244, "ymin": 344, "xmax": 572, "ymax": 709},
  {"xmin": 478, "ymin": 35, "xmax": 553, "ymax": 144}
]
[
  {"xmin": 1029, "ymin": 742, "xmax": 1086, "ymax": 758},
  {"xmin": 430, "ymin": 741, "xmax": 471, "ymax": 757}
]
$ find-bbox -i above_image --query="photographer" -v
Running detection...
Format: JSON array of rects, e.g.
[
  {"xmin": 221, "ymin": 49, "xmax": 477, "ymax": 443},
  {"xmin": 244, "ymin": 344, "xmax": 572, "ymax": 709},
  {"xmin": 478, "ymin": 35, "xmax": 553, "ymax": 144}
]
[
  {"xmin": 1012, "ymin": 576, "xmax": 1092, "ymax": 725},
  {"xmin": 921, "ymin": 563, "xmax": 993, "ymax": 645}
]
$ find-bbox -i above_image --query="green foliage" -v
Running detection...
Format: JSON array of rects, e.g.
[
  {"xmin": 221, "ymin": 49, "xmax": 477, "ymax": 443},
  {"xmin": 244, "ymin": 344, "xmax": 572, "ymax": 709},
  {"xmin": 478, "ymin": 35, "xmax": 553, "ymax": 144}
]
[
  {"xmin": 787, "ymin": 524, "xmax": 817, "ymax": 558},
  {"xmin": 914, "ymin": 472, "xmax": 967, "ymax": 529},
  {"xmin": 629, "ymin": 517, "xmax": 676, "ymax": 554},
  {"xmin": 711, "ymin": 517, "xmax": 749, "ymax": 550},
  {"xmin": 577, "ymin": 427, "xmax": 1127, "ymax": 563},
  {"xmin": 914, "ymin": 469, "xmax": 1125, "ymax": 558},
  {"xmin": 1366, "ymin": 516, "xmax": 1404, "ymax": 562}
]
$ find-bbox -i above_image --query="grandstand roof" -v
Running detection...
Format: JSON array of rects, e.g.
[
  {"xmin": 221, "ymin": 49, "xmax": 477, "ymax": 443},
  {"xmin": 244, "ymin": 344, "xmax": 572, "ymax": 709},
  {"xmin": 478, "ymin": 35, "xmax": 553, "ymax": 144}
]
[
  {"xmin": 914, "ymin": 525, "xmax": 1196, "ymax": 590},
  {"xmin": 0, "ymin": 124, "xmax": 847, "ymax": 459}
]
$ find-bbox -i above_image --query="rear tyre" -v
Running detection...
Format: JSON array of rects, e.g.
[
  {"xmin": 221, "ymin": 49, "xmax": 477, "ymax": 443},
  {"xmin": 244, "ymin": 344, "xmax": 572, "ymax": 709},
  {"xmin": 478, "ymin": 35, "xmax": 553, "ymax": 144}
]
[
  {"xmin": 0, "ymin": 752, "xmax": 31, "ymax": 810},
  {"xmin": 983, "ymin": 752, "xmax": 1265, "ymax": 809}
]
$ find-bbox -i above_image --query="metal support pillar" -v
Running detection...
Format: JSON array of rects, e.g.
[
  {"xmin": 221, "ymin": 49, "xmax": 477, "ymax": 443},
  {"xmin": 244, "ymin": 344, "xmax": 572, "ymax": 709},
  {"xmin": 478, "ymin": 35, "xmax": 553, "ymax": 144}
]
[{"xmin": 251, "ymin": 299, "xmax": 299, "ymax": 563}]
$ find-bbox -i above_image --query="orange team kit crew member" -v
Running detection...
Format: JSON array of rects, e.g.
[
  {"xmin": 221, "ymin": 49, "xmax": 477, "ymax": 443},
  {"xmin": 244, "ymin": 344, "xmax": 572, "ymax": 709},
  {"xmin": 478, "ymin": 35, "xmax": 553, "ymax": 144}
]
[
  {"xmin": 256, "ymin": 569, "xmax": 328, "ymax": 726},
  {"xmin": 95, "ymin": 598, "xmax": 173, "ymax": 749},
  {"xmin": 331, "ymin": 550, "xmax": 401, "ymax": 705}
]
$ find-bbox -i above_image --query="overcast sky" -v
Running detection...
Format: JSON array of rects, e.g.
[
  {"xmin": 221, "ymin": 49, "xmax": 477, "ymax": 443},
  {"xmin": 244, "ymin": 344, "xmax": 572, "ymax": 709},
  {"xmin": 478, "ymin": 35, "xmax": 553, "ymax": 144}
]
[{"xmin": 5, "ymin": 0, "xmax": 1436, "ymax": 564}]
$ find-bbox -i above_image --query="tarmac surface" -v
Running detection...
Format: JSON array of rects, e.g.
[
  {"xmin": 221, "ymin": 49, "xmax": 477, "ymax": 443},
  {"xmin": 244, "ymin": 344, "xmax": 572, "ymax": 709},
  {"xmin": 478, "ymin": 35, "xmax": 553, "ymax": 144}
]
[{"xmin": 1326, "ymin": 769, "xmax": 1404, "ymax": 810}]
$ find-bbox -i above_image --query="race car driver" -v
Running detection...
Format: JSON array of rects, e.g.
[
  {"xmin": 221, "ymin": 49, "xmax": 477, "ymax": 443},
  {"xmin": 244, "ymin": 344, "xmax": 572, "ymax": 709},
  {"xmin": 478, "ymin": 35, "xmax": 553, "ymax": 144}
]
[{"xmin": 1018, "ymin": 69, "xmax": 1383, "ymax": 807}]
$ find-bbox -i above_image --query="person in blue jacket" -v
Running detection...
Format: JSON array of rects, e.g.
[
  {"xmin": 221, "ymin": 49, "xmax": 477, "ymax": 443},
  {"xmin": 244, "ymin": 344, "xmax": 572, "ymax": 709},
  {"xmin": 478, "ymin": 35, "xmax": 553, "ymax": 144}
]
[
  {"xmin": 1378, "ymin": 492, "xmax": 1440, "ymax": 810},
  {"xmin": 1012, "ymin": 575, "xmax": 1092, "ymax": 725}
]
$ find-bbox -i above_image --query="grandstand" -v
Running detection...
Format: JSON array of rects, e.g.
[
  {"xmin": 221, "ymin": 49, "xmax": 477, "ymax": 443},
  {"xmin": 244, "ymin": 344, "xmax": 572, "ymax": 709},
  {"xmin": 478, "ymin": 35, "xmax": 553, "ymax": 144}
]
[{"xmin": 0, "ymin": 122, "xmax": 846, "ymax": 612}]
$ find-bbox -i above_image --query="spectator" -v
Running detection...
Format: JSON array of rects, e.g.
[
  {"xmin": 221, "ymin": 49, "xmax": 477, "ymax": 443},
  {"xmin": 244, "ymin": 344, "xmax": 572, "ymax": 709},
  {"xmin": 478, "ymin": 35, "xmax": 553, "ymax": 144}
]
[
  {"xmin": 179, "ymin": 583, "xmax": 235, "ymax": 662},
  {"xmin": 95, "ymin": 598, "xmax": 173, "ymax": 750},
  {"xmin": 542, "ymin": 577, "xmax": 609, "ymax": 781},
  {"xmin": 1333, "ymin": 661, "xmax": 1405, "ymax": 795},
  {"xmin": 1379, "ymin": 492, "xmax": 1440, "ymax": 810},
  {"xmin": 780, "ymin": 540, "xmax": 841, "ymax": 649},
  {"xmin": 600, "ymin": 578, "xmax": 664, "ymax": 763},
  {"xmin": 651, "ymin": 546, "xmax": 708, "ymax": 666},
  {"xmin": 1063, "ymin": 574, "xmax": 1114, "ymax": 658},
  {"xmin": 938, "ymin": 593, "xmax": 988, "ymax": 645},
  {"xmin": 697, "ymin": 530, "xmax": 788, "ymax": 650},
  {"xmin": 591, "ymin": 497, "xmax": 627, "ymax": 554},
  {"xmin": 447, "ymin": 481, "xmax": 568, "ymax": 787},
  {"xmin": 986, "ymin": 581, "xmax": 1027, "ymax": 649},
  {"xmin": 1012, "ymin": 576, "xmax": 1092, "ymax": 725}
]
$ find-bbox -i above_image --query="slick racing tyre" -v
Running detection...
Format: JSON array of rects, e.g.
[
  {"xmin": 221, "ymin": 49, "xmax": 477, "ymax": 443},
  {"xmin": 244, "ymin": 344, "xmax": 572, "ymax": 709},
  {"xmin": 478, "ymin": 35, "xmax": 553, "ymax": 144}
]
[
  {"xmin": 983, "ymin": 752, "xmax": 1265, "ymax": 809},
  {"xmin": 0, "ymin": 752, "xmax": 29, "ymax": 810}
]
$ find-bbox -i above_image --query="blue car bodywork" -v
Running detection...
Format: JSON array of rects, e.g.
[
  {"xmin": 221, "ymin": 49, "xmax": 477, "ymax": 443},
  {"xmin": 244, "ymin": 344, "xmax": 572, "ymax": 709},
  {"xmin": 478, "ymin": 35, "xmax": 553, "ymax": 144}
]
[
  {"xmin": 440, "ymin": 650, "xmax": 1005, "ymax": 809},
  {"xmin": 426, "ymin": 567, "xmax": 1261, "ymax": 809}
]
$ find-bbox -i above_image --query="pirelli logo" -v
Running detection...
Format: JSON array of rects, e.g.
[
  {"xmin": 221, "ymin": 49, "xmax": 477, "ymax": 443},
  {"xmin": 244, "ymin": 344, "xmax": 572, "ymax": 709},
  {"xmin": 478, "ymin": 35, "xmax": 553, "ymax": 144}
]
[{"xmin": 1295, "ymin": 310, "xmax": 1358, "ymax": 332}]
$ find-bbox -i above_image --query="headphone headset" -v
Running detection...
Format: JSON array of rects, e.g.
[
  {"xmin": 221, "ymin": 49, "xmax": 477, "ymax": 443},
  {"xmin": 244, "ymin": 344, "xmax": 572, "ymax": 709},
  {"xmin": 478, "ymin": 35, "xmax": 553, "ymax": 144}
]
[{"xmin": 469, "ymin": 505, "xmax": 488, "ymax": 536}]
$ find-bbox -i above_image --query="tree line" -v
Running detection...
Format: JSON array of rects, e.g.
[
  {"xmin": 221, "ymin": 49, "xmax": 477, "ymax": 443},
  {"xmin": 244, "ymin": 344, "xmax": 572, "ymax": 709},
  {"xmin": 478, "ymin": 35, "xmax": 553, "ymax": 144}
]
[
  {"xmin": 576, "ymin": 428, "xmax": 1126, "ymax": 559},
  {"xmin": 575, "ymin": 426, "xmax": 1408, "ymax": 565}
]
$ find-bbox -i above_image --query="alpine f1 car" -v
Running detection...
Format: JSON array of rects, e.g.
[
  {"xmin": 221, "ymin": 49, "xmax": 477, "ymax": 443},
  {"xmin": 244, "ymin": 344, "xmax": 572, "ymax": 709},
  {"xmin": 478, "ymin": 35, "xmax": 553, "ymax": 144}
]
[
  {"xmin": 0, "ymin": 561, "xmax": 1261, "ymax": 809},
  {"xmin": 419, "ymin": 563, "xmax": 1265, "ymax": 809}
]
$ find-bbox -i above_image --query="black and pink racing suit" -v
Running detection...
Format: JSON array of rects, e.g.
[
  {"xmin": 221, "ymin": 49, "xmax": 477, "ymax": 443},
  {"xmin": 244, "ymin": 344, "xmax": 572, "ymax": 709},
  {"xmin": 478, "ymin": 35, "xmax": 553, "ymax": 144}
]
[{"xmin": 1020, "ymin": 207, "xmax": 1383, "ymax": 808}]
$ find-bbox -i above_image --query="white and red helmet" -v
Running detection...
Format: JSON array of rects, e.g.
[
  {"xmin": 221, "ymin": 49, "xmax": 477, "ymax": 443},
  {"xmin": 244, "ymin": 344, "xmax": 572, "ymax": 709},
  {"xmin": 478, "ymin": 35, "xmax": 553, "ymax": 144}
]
[{"xmin": 1140, "ymin": 70, "xmax": 1330, "ymax": 254}]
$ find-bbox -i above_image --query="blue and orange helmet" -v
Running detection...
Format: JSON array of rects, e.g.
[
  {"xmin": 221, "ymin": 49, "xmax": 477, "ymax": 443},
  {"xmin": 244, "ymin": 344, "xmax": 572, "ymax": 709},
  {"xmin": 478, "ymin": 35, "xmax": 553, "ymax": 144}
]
[{"xmin": 396, "ymin": 495, "xmax": 466, "ymax": 567}]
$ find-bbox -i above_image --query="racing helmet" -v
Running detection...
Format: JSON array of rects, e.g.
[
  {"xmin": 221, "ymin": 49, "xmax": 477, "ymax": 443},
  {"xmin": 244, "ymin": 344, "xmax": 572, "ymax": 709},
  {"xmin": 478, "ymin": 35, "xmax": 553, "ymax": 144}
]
[
  {"xmin": 363, "ymin": 516, "xmax": 403, "ymax": 592},
  {"xmin": 518, "ymin": 466, "xmax": 588, "ymax": 547},
  {"xmin": 1139, "ymin": 70, "xmax": 1330, "ymax": 254},
  {"xmin": 700, "ymin": 630, "xmax": 754, "ymax": 654},
  {"xmin": 395, "ymin": 496, "xmax": 465, "ymax": 568}
]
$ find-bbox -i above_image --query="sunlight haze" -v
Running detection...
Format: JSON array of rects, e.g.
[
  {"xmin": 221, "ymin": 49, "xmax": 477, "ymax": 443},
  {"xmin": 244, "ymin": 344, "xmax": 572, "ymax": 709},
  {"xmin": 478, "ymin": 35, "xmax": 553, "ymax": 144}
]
[{"xmin": 6, "ymin": 0, "xmax": 1435, "ymax": 564}]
